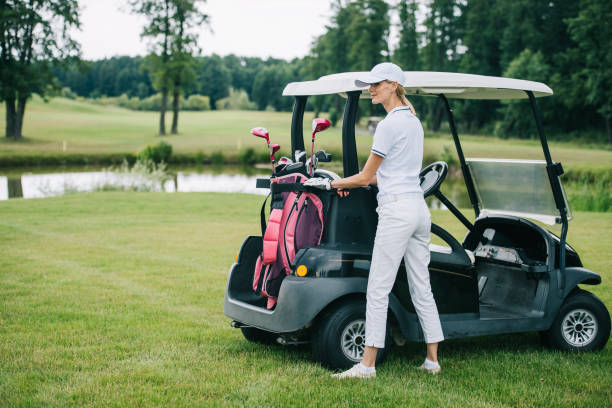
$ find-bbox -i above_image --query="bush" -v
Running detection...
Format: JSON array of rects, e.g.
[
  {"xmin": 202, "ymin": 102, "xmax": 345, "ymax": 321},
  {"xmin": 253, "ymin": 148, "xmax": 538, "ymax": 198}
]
[
  {"xmin": 84, "ymin": 93, "xmax": 212, "ymax": 111},
  {"xmin": 329, "ymin": 108, "xmax": 340, "ymax": 127},
  {"xmin": 238, "ymin": 148, "xmax": 257, "ymax": 165},
  {"xmin": 210, "ymin": 151, "xmax": 225, "ymax": 165},
  {"xmin": 138, "ymin": 141, "xmax": 173, "ymax": 165},
  {"xmin": 61, "ymin": 87, "xmax": 77, "ymax": 99},
  {"xmin": 183, "ymin": 94, "xmax": 211, "ymax": 111},
  {"xmin": 215, "ymin": 88, "xmax": 256, "ymax": 110}
]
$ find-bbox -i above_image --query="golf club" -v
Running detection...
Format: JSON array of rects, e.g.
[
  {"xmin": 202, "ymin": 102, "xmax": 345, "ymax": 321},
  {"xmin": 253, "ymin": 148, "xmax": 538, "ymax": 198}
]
[
  {"xmin": 251, "ymin": 126, "xmax": 277, "ymax": 174},
  {"xmin": 270, "ymin": 143, "xmax": 281, "ymax": 173},
  {"xmin": 309, "ymin": 118, "xmax": 331, "ymax": 177},
  {"xmin": 251, "ymin": 126, "xmax": 269, "ymax": 145}
]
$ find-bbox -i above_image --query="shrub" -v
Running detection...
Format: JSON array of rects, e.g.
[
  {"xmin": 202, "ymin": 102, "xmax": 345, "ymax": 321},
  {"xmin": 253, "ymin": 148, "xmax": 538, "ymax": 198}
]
[
  {"xmin": 215, "ymin": 88, "xmax": 256, "ymax": 110},
  {"xmin": 210, "ymin": 151, "xmax": 225, "ymax": 165},
  {"xmin": 329, "ymin": 108, "xmax": 340, "ymax": 127},
  {"xmin": 138, "ymin": 141, "xmax": 173, "ymax": 165},
  {"xmin": 238, "ymin": 148, "xmax": 257, "ymax": 165},
  {"xmin": 61, "ymin": 87, "xmax": 77, "ymax": 99},
  {"xmin": 183, "ymin": 94, "xmax": 211, "ymax": 111}
]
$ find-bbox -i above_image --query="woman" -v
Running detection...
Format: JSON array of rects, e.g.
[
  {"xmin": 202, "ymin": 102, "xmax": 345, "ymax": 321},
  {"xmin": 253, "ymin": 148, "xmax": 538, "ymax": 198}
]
[{"xmin": 304, "ymin": 62, "xmax": 444, "ymax": 378}]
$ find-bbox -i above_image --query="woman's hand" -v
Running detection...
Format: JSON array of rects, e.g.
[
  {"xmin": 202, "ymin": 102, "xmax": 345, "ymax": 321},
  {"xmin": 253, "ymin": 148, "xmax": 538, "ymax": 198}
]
[{"xmin": 336, "ymin": 187, "xmax": 349, "ymax": 198}]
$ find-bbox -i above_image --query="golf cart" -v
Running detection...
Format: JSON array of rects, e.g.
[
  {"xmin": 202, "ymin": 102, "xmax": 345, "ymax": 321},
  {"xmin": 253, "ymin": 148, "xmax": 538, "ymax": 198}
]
[{"xmin": 224, "ymin": 71, "xmax": 611, "ymax": 369}]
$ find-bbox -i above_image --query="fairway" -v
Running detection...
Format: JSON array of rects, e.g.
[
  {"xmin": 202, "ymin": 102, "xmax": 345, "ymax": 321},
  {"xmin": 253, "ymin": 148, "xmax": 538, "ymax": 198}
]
[
  {"xmin": 1, "ymin": 97, "xmax": 611, "ymax": 172},
  {"xmin": 0, "ymin": 192, "xmax": 610, "ymax": 407}
]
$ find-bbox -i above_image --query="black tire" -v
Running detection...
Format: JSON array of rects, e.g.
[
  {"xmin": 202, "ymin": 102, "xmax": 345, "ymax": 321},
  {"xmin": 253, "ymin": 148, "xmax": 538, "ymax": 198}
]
[
  {"xmin": 541, "ymin": 289, "xmax": 610, "ymax": 351},
  {"xmin": 312, "ymin": 299, "xmax": 391, "ymax": 370},
  {"xmin": 240, "ymin": 326, "xmax": 279, "ymax": 345}
]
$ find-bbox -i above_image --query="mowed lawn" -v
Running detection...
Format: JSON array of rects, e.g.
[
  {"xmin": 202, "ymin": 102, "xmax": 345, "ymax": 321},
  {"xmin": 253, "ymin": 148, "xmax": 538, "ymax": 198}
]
[
  {"xmin": 0, "ymin": 192, "xmax": 610, "ymax": 407},
  {"xmin": 1, "ymin": 97, "xmax": 611, "ymax": 172}
]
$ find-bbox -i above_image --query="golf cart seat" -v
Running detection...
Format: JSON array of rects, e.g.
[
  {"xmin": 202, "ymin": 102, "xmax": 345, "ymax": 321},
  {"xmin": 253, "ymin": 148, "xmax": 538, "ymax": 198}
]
[
  {"xmin": 429, "ymin": 224, "xmax": 475, "ymax": 271},
  {"xmin": 429, "ymin": 243, "xmax": 475, "ymax": 265}
]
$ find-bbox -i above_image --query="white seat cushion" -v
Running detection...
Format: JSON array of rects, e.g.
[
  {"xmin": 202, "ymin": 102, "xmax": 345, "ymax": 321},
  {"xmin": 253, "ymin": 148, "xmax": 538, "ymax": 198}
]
[{"xmin": 429, "ymin": 243, "xmax": 475, "ymax": 265}]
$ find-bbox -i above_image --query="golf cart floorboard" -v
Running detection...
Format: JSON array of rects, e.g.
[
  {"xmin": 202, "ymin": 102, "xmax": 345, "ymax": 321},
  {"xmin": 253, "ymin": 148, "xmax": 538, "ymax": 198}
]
[{"xmin": 479, "ymin": 304, "xmax": 526, "ymax": 319}]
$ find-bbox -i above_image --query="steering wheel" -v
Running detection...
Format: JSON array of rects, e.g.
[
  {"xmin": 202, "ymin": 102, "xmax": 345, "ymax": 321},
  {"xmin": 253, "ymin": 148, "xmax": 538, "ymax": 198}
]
[{"xmin": 419, "ymin": 161, "xmax": 448, "ymax": 198}]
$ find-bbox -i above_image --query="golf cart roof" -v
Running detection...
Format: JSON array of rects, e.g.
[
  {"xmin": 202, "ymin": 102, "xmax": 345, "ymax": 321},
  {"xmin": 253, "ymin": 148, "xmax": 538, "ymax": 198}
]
[{"xmin": 283, "ymin": 71, "xmax": 553, "ymax": 100}]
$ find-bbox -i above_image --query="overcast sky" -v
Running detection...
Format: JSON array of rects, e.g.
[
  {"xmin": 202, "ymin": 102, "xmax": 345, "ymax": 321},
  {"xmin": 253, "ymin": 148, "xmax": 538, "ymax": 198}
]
[{"xmin": 72, "ymin": 0, "xmax": 338, "ymax": 61}]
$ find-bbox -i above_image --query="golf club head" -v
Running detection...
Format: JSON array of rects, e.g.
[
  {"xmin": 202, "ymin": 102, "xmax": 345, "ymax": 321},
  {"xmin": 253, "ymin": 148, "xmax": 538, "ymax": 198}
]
[
  {"xmin": 251, "ymin": 126, "xmax": 269, "ymax": 143},
  {"xmin": 306, "ymin": 156, "xmax": 319, "ymax": 174},
  {"xmin": 277, "ymin": 156, "xmax": 293, "ymax": 165},
  {"xmin": 315, "ymin": 150, "xmax": 332, "ymax": 162},
  {"xmin": 275, "ymin": 157, "xmax": 293, "ymax": 173},
  {"xmin": 271, "ymin": 144, "xmax": 281, "ymax": 154},
  {"xmin": 312, "ymin": 118, "xmax": 331, "ymax": 134},
  {"xmin": 294, "ymin": 150, "xmax": 307, "ymax": 164},
  {"xmin": 284, "ymin": 162, "xmax": 305, "ymax": 173}
]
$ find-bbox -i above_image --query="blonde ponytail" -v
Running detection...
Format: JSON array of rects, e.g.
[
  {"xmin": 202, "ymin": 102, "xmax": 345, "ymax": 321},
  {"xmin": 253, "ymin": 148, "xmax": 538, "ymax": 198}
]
[{"xmin": 395, "ymin": 84, "xmax": 416, "ymax": 115}]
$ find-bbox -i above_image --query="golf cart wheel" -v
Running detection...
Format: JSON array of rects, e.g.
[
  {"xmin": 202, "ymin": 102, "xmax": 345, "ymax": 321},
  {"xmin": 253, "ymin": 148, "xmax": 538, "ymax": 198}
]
[
  {"xmin": 541, "ymin": 289, "xmax": 610, "ymax": 352},
  {"xmin": 240, "ymin": 327, "xmax": 279, "ymax": 345},
  {"xmin": 312, "ymin": 299, "xmax": 390, "ymax": 370}
]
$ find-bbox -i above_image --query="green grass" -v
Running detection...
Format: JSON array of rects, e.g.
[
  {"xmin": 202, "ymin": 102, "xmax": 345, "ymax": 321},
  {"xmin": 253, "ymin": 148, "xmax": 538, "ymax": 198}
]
[
  {"xmin": 1, "ymin": 97, "xmax": 611, "ymax": 172},
  {"xmin": 1, "ymin": 192, "xmax": 610, "ymax": 407}
]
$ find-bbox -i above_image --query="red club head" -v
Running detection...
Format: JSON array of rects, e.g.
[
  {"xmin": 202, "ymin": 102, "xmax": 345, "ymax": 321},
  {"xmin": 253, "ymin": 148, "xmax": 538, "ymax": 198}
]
[
  {"xmin": 312, "ymin": 118, "xmax": 331, "ymax": 134},
  {"xmin": 251, "ymin": 126, "xmax": 269, "ymax": 143},
  {"xmin": 271, "ymin": 144, "xmax": 281, "ymax": 154}
]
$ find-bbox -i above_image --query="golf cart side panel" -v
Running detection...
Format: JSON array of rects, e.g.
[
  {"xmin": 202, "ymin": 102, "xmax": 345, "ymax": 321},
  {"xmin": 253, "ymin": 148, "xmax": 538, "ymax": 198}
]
[
  {"xmin": 562, "ymin": 267, "xmax": 601, "ymax": 295},
  {"xmin": 224, "ymin": 273, "xmax": 369, "ymax": 333}
]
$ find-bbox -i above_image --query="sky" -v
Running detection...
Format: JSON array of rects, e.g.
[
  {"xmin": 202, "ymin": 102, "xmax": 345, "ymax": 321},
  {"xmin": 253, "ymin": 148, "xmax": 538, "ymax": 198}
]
[{"xmin": 73, "ymin": 0, "xmax": 337, "ymax": 61}]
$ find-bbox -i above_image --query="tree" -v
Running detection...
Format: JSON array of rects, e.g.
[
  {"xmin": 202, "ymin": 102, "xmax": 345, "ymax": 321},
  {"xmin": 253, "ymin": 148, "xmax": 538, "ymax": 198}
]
[
  {"xmin": 566, "ymin": 0, "xmax": 612, "ymax": 143},
  {"xmin": 167, "ymin": 0, "xmax": 207, "ymax": 134},
  {"xmin": 421, "ymin": 0, "xmax": 465, "ymax": 131},
  {"xmin": 393, "ymin": 0, "xmax": 420, "ymax": 71},
  {"xmin": 251, "ymin": 63, "xmax": 294, "ymax": 111},
  {"xmin": 131, "ymin": 0, "xmax": 173, "ymax": 135},
  {"xmin": 346, "ymin": 0, "xmax": 390, "ymax": 71},
  {"xmin": 198, "ymin": 54, "xmax": 231, "ymax": 110},
  {"xmin": 457, "ymin": 0, "xmax": 503, "ymax": 132},
  {"xmin": 132, "ymin": 0, "xmax": 207, "ymax": 135},
  {"xmin": 0, "ymin": 0, "xmax": 80, "ymax": 139},
  {"xmin": 496, "ymin": 49, "xmax": 551, "ymax": 139}
]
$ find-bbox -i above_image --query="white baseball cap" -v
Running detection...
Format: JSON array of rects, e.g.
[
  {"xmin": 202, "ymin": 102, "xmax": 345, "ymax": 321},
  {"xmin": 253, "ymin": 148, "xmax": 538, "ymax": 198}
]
[{"xmin": 355, "ymin": 62, "xmax": 406, "ymax": 87}]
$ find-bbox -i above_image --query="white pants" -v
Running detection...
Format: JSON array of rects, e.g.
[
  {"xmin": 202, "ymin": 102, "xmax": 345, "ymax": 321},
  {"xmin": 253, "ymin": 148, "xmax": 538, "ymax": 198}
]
[{"xmin": 365, "ymin": 193, "xmax": 444, "ymax": 348}]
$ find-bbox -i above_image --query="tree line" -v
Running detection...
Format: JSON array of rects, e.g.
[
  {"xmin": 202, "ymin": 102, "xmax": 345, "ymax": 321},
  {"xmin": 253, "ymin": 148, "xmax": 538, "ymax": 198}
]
[{"xmin": 2, "ymin": 0, "xmax": 611, "ymax": 143}]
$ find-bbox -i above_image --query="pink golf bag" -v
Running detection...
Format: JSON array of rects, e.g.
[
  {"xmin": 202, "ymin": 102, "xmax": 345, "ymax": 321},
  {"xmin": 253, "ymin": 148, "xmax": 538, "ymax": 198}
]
[{"xmin": 252, "ymin": 173, "xmax": 324, "ymax": 309}]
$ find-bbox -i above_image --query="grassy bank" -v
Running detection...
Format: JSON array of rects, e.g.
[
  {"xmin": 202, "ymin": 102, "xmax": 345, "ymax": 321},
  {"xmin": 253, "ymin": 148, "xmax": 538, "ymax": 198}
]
[
  {"xmin": 0, "ymin": 192, "xmax": 610, "ymax": 407},
  {"xmin": 1, "ymin": 97, "xmax": 611, "ymax": 171}
]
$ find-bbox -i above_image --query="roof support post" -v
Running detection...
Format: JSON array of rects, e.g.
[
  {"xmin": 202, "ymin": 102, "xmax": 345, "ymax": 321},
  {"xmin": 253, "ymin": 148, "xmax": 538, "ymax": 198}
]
[
  {"xmin": 342, "ymin": 91, "xmax": 361, "ymax": 177},
  {"xmin": 439, "ymin": 94, "xmax": 480, "ymax": 218},
  {"xmin": 291, "ymin": 96, "xmax": 307, "ymax": 157},
  {"xmin": 526, "ymin": 90, "xmax": 568, "ymax": 291}
]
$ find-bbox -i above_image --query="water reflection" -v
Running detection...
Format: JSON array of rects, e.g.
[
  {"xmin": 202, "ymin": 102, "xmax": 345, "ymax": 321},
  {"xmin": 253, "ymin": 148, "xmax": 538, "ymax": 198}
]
[
  {"xmin": 0, "ymin": 177, "xmax": 7, "ymax": 200},
  {"xmin": 0, "ymin": 170, "xmax": 268, "ymax": 200}
]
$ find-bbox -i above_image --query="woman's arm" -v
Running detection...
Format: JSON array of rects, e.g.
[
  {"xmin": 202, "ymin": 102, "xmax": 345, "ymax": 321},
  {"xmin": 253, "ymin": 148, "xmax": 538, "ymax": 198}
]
[{"xmin": 330, "ymin": 152, "xmax": 383, "ymax": 189}]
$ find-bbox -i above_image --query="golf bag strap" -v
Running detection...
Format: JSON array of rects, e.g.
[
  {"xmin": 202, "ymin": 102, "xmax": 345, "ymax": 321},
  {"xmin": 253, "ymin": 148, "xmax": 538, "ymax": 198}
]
[
  {"xmin": 270, "ymin": 183, "xmax": 305, "ymax": 194},
  {"xmin": 260, "ymin": 192, "xmax": 271, "ymax": 236},
  {"xmin": 256, "ymin": 178, "xmax": 271, "ymax": 189}
]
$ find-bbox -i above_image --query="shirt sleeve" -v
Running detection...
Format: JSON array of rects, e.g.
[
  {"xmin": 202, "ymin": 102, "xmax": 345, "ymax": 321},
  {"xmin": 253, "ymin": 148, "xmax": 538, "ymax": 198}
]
[{"xmin": 371, "ymin": 119, "xmax": 394, "ymax": 158}]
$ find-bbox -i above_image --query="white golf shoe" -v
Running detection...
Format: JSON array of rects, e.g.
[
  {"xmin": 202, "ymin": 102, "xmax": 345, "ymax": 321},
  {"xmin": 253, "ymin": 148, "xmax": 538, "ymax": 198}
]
[
  {"xmin": 331, "ymin": 364, "xmax": 376, "ymax": 379},
  {"xmin": 418, "ymin": 362, "xmax": 441, "ymax": 374}
]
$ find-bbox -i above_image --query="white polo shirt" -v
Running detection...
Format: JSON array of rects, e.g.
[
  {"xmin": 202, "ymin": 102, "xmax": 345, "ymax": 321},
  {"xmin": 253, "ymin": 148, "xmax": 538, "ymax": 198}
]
[{"xmin": 371, "ymin": 106, "xmax": 424, "ymax": 198}]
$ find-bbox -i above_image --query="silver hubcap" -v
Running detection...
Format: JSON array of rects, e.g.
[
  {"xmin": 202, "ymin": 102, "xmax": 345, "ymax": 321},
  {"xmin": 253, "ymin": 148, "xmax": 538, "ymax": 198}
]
[
  {"xmin": 561, "ymin": 308, "xmax": 598, "ymax": 347},
  {"xmin": 341, "ymin": 319, "xmax": 366, "ymax": 362}
]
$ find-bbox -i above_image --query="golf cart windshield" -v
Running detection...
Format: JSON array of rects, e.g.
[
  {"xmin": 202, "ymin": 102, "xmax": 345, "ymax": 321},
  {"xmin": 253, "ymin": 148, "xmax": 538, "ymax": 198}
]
[{"xmin": 467, "ymin": 159, "xmax": 572, "ymax": 225}]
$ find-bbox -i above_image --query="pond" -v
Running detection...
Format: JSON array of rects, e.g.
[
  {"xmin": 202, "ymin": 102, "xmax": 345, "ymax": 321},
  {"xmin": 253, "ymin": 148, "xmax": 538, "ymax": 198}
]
[{"xmin": 0, "ymin": 165, "xmax": 471, "ymax": 210}]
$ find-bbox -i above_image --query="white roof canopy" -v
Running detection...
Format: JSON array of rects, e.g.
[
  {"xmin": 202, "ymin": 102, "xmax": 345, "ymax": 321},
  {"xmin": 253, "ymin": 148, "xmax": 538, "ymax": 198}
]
[{"xmin": 282, "ymin": 71, "xmax": 553, "ymax": 100}]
